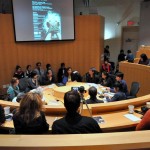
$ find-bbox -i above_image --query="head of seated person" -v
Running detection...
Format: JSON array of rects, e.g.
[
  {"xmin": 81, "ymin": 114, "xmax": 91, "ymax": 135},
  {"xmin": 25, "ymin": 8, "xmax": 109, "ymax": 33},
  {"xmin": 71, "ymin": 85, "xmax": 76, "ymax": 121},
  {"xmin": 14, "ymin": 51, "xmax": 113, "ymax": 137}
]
[
  {"xmin": 36, "ymin": 62, "xmax": 42, "ymax": 70},
  {"xmin": 102, "ymin": 71, "xmax": 109, "ymax": 80},
  {"xmin": 30, "ymin": 71, "xmax": 38, "ymax": 81},
  {"xmin": 114, "ymin": 81, "xmax": 123, "ymax": 93},
  {"xmin": 46, "ymin": 63, "xmax": 51, "ymax": 71},
  {"xmin": 46, "ymin": 69, "xmax": 53, "ymax": 78},
  {"xmin": 11, "ymin": 77, "xmax": 19, "ymax": 88},
  {"xmin": 13, "ymin": 92, "xmax": 49, "ymax": 134},
  {"xmin": 139, "ymin": 53, "xmax": 149, "ymax": 65},
  {"xmin": 64, "ymin": 91, "xmax": 80, "ymax": 116},
  {"xmin": 115, "ymin": 72, "xmax": 124, "ymax": 81},
  {"xmin": 88, "ymin": 67, "xmax": 96, "ymax": 77},
  {"xmin": 86, "ymin": 87, "xmax": 103, "ymax": 104}
]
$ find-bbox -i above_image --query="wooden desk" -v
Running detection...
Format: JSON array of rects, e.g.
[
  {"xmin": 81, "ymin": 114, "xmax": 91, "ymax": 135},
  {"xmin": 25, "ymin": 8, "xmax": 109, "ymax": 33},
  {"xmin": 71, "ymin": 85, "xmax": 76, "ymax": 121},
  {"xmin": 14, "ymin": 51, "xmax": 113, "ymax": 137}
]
[
  {"xmin": 1, "ymin": 109, "xmax": 142, "ymax": 132},
  {"xmin": 0, "ymin": 131, "xmax": 150, "ymax": 150}
]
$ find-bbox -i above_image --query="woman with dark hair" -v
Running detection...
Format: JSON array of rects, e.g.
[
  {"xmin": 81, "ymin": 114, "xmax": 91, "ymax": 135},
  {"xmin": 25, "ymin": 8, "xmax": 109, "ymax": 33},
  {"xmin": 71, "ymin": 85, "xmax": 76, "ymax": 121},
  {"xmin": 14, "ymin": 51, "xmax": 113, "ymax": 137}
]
[
  {"xmin": 40, "ymin": 69, "xmax": 55, "ymax": 85},
  {"xmin": 7, "ymin": 77, "xmax": 20, "ymax": 101},
  {"xmin": 100, "ymin": 71, "xmax": 113, "ymax": 88},
  {"xmin": 62, "ymin": 67, "xmax": 74, "ymax": 85},
  {"xmin": 101, "ymin": 59, "xmax": 111, "ymax": 73},
  {"xmin": 138, "ymin": 53, "xmax": 149, "ymax": 65},
  {"xmin": 13, "ymin": 65, "xmax": 24, "ymax": 79},
  {"xmin": 13, "ymin": 93, "xmax": 49, "ymax": 134},
  {"xmin": 25, "ymin": 65, "xmax": 32, "ymax": 78},
  {"xmin": 27, "ymin": 71, "xmax": 39, "ymax": 91}
]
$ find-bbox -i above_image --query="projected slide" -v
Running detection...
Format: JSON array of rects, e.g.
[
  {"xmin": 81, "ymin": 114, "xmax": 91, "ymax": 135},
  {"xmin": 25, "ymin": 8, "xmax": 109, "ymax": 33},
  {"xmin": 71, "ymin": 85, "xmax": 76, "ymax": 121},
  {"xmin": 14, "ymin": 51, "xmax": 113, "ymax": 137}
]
[
  {"xmin": 32, "ymin": 1, "xmax": 61, "ymax": 40},
  {"xmin": 12, "ymin": 0, "xmax": 74, "ymax": 42}
]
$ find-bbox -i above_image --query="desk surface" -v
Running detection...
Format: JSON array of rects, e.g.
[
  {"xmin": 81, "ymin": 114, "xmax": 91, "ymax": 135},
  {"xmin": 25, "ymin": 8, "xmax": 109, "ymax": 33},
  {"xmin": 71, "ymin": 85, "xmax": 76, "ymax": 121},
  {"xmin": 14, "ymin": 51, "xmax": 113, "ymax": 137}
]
[
  {"xmin": 0, "ymin": 82, "xmax": 148, "ymax": 132},
  {"xmin": 1, "ymin": 109, "xmax": 142, "ymax": 132}
]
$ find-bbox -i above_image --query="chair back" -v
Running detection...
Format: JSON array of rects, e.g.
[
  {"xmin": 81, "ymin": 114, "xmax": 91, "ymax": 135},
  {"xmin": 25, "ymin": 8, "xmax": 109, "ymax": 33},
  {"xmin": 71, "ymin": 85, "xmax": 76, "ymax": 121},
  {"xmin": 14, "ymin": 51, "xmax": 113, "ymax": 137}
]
[{"xmin": 130, "ymin": 82, "xmax": 140, "ymax": 97}]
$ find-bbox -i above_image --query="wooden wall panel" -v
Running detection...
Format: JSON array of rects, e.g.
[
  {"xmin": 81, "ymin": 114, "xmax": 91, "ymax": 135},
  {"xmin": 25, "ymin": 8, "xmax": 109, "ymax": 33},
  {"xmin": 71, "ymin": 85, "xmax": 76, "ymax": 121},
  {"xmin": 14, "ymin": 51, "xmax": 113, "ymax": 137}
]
[
  {"xmin": 0, "ymin": 14, "xmax": 104, "ymax": 87},
  {"xmin": 119, "ymin": 62, "xmax": 150, "ymax": 96}
]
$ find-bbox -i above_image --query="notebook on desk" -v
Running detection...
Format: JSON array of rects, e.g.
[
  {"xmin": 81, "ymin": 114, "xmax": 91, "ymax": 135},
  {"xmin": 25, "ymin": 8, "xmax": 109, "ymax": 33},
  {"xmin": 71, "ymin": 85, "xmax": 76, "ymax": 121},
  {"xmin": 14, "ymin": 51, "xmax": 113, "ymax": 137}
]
[{"xmin": 93, "ymin": 116, "xmax": 105, "ymax": 124}]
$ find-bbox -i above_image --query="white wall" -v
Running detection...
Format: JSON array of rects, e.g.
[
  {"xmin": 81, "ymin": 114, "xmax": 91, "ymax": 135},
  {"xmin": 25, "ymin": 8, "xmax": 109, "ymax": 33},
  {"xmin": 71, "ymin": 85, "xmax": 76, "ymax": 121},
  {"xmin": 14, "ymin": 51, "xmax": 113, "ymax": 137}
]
[{"xmin": 74, "ymin": 0, "xmax": 141, "ymax": 65}]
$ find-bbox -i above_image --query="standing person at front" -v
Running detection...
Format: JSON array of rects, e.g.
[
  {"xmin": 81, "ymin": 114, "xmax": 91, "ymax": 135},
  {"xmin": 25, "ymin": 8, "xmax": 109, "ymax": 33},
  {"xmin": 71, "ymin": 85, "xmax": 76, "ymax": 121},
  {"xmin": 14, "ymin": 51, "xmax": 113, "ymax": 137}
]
[
  {"xmin": 52, "ymin": 91, "xmax": 102, "ymax": 134},
  {"xmin": 13, "ymin": 93, "xmax": 49, "ymax": 134}
]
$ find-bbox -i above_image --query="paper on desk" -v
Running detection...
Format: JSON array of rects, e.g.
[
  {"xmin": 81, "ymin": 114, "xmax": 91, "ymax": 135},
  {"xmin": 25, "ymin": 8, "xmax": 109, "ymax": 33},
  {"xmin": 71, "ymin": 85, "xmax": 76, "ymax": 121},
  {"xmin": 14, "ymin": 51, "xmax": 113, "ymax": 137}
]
[
  {"xmin": 48, "ymin": 100, "xmax": 61, "ymax": 106},
  {"xmin": 124, "ymin": 114, "xmax": 141, "ymax": 122}
]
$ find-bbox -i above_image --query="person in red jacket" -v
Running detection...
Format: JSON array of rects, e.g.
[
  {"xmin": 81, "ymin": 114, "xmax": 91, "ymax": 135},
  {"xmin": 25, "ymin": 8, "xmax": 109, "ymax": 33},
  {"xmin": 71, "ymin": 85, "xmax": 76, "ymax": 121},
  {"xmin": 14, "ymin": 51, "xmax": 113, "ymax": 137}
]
[
  {"xmin": 136, "ymin": 109, "xmax": 150, "ymax": 130},
  {"xmin": 101, "ymin": 59, "xmax": 111, "ymax": 73}
]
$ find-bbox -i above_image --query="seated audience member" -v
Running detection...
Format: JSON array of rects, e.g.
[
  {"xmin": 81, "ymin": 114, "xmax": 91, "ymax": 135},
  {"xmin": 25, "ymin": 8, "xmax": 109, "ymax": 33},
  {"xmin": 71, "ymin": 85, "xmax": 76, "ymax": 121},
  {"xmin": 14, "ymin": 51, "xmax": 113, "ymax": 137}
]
[
  {"xmin": 13, "ymin": 93, "xmax": 49, "ymax": 134},
  {"xmin": 12, "ymin": 93, "xmax": 25, "ymax": 103},
  {"xmin": 118, "ymin": 49, "xmax": 126, "ymax": 62},
  {"xmin": 7, "ymin": 77, "xmax": 20, "ymax": 101},
  {"xmin": 86, "ymin": 87, "xmax": 103, "ymax": 104},
  {"xmin": 27, "ymin": 71, "xmax": 39, "ymax": 91},
  {"xmin": 57, "ymin": 63, "xmax": 67, "ymax": 83},
  {"xmin": 106, "ymin": 81, "xmax": 126, "ymax": 102},
  {"xmin": 136, "ymin": 109, "xmax": 150, "ymax": 131},
  {"xmin": 34, "ymin": 62, "xmax": 44, "ymax": 77},
  {"xmin": 0, "ymin": 105, "xmax": 5, "ymax": 124},
  {"xmin": 45, "ymin": 64, "xmax": 54, "ymax": 75},
  {"xmin": 138, "ymin": 53, "xmax": 149, "ymax": 65},
  {"xmin": 25, "ymin": 65, "xmax": 32, "ymax": 78},
  {"xmin": 126, "ymin": 50, "xmax": 134, "ymax": 63},
  {"xmin": 52, "ymin": 91, "xmax": 102, "ymax": 134},
  {"xmin": 39, "ymin": 70, "xmax": 55, "ymax": 85},
  {"xmin": 101, "ymin": 59, "xmax": 111, "ymax": 73},
  {"xmin": 85, "ymin": 68, "xmax": 99, "ymax": 84},
  {"xmin": 100, "ymin": 71, "xmax": 113, "ymax": 88},
  {"xmin": 115, "ymin": 72, "xmax": 129, "ymax": 96},
  {"xmin": 62, "ymin": 67, "xmax": 81, "ymax": 85},
  {"xmin": 107, "ymin": 72, "xmax": 129, "ymax": 96},
  {"xmin": 13, "ymin": 65, "xmax": 25, "ymax": 79}
]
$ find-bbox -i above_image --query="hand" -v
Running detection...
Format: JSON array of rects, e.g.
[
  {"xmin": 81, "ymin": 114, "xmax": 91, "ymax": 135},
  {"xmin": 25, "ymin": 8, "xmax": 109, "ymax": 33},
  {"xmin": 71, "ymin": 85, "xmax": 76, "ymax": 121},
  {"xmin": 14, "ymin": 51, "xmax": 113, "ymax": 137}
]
[{"xmin": 106, "ymin": 87, "xmax": 110, "ymax": 91}]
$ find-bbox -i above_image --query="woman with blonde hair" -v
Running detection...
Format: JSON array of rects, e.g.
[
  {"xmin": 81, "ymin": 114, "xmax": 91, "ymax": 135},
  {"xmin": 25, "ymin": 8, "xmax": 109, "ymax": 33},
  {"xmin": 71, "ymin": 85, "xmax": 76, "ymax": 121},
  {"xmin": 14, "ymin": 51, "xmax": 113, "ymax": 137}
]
[{"xmin": 13, "ymin": 93, "xmax": 49, "ymax": 134}]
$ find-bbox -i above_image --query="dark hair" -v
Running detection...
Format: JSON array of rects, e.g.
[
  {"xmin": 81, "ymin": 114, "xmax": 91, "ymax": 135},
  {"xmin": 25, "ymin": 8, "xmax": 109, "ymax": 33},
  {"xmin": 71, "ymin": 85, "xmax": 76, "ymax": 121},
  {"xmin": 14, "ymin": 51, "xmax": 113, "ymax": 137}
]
[
  {"xmin": 127, "ymin": 50, "xmax": 131, "ymax": 54},
  {"xmin": 16, "ymin": 65, "xmax": 21, "ymax": 71},
  {"xmin": 140, "ymin": 53, "xmax": 148, "ymax": 62},
  {"xmin": 120, "ymin": 49, "xmax": 124, "ymax": 53},
  {"xmin": 104, "ymin": 58, "xmax": 109, "ymax": 62},
  {"xmin": 26, "ymin": 65, "xmax": 31, "ymax": 70},
  {"xmin": 64, "ymin": 91, "xmax": 80, "ymax": 114},
  {"xmin": 102, "ymin": 71, "xmax": 109, "ymax": 78},
  {"xmin": 106, "ymin": 45, "xmax": 109, "ymax": 49},
  {"xmin": 46, "ymin": 64, "xmax": 51, "ymax": 69},
  {"xmin": 61, "ymin": 63, "xmax": 65, "ymax": 67},
  {"xmin": 116, "ymin": 72, "xmax": 124, "ymax": 79},
  {"xmin": 17, "ymin": 93, "xmax": 43, "ymax": 124},
  {"xmin": 114, "ymin": 81, "xmax": 123, "ymax": 91},
  {"xmin": 30, "ymin": 71, "xmax": 37, "ymax": 78},
  {"xmin": 65, "ymin": 67, "xmax": 72, "ymax": 77},
  {"xmin": 88, "ymin": 86, "xmax": 97, "ymax": 99},
  {"xmin": 10, "ymin": 77, "xmax": 18, "ymax": 85},
  {"xmin": 36, "ymin": 62, "xmax": 41, "ymax": 67}
]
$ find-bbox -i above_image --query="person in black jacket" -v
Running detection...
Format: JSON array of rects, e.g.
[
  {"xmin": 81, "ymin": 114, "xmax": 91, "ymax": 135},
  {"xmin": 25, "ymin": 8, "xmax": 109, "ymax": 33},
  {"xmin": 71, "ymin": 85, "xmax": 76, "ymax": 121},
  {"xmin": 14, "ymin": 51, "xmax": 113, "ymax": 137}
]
[
  {"xmin": 13, "ymin": 93, "xmax": 49, "ymax": 134},
  {"xmin": 52, "ymin": 91, "xmax": 102, "ymax": 134},
  {"xmin": 100, "ymin": 71, "xmax": 113, "ymax": 88},
  {"xmin": 13, "ymin": 65, "xmax": 25, "ymax": 79},
  {"xmin": 85, "ymin": 68, "xmax": 99, "ymax": 84},
  {"xmin": 86, "ymin": 87, "xmax": 103, "ymax": 104},
  {"xmin": 39, "ymin": 70, "xmax": 55, "ymax": 85},
  {"xmin": 57, "ymin": 63, "xmax": 66, "ymax": 83},
  {"xmin": 0, "ymin": 105, "xmax": 5, "ymax": 124}
]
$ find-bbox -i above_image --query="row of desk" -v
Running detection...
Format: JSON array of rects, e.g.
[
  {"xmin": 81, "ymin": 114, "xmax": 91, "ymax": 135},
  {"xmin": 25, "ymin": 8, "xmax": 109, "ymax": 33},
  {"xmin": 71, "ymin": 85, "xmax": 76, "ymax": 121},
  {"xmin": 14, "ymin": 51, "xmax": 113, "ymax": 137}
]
[{"xmin": 0, "ymin": 82, "xmax": 148, "ymax": 132}]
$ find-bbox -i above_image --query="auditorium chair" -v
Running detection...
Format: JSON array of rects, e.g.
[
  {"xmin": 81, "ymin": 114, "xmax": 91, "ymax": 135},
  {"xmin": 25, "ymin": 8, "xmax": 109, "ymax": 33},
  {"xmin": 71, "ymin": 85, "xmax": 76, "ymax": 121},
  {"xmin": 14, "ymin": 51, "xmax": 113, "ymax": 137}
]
[{"xmin": 127, "ymin": 82, "xmax": 140, "ymax": 99}]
